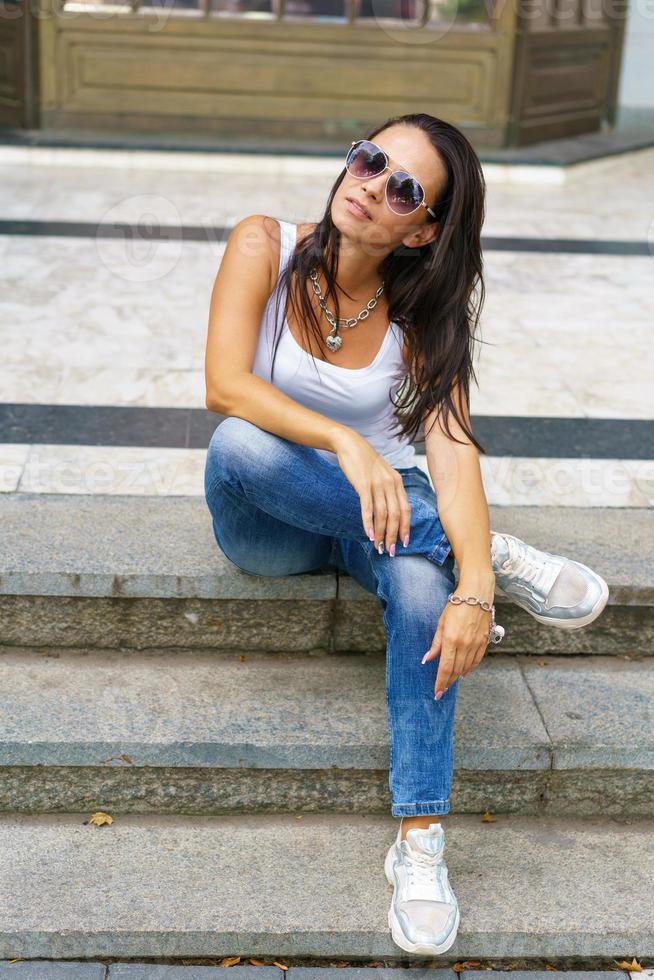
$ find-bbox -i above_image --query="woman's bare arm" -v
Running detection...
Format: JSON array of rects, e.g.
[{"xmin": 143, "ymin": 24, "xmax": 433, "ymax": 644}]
[
  {"xmin": 421, "ymin": 378, "xmax": 498, "ymax": 700},
  {"xmin": 401, "ymin": 335, "xmax": 494, "ymax": 580},
  {"xmin": 205, "ymin": 213, "xmax": 350, "ymax": 454},
  {"xmin": 423, "ymin": 380, "xmax": 495, "ymax": 585}
]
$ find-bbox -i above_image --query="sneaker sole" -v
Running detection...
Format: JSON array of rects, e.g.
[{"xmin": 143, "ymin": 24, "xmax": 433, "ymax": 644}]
[
  {"xmin": 495, "ymin": 575, "xmax": 609, "ymax": 629},
  {"xmin": 384, "ymin": 841, "xmax": 460, "ymax": 956}
]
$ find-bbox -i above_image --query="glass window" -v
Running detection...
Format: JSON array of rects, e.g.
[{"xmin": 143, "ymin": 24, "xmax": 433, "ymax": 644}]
[
  {"xmin": 63, "ymin": 0, "xmax": 494, "ymax": 24},
  {"xmin": 355, "ymin": 0, "xmax": 493, "ymax": 22},
  {"xmin": 211, "ymin": 0, "xmax": 273, "ymax": 13},
  {"xmin": 355, "ymin": 0, "xmax": 421, "ymax": 20}
]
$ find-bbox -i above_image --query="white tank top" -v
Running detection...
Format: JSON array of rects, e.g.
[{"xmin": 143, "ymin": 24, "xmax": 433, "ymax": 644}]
[{"xmin": 251, "ymin": 219, "xmax": 417, "ymax": 469}]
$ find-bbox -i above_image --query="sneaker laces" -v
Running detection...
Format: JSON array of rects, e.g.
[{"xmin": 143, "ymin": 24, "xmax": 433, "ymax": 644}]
[
  {"xmin": 500, "ymin": 534, "xmax": 560, "ymax": 597},
  {"xmin": 404, "ymin": 848, "xmax": 446, "ymax": 891}
]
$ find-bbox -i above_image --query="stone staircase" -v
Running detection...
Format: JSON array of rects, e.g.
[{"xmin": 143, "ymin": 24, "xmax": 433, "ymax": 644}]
[{"xmin": 0, "ymin": 492, "xmax": 652, "ymax": 962}]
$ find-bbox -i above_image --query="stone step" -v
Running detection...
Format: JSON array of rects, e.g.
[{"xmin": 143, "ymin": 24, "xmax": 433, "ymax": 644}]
[
  {"xmin": 0, "ymin": 649, "xmax": 651, "ymax": 817},
  {"xmin": 0, "ymin": 494, "xmax": 651, "ymax": 655},
  {"xmin": 0, "ymin": 810, "xmax": 651, "ymax": 961}
]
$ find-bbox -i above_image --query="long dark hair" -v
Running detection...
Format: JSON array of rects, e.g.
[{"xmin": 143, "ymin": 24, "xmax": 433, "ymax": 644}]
[{"xmin": 269, "ymin": 111, "xmax": 488, "ymax": 454}]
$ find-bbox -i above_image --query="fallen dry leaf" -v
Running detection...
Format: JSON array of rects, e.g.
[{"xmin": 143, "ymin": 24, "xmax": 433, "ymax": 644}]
[
  {"xmin": 614, "ymin": 959, "xmax": 642, "ymax": 971},
  {"xmin": 481, "ymin": 811, "xmax": 496, "ymax": 822},
  {"xmin": 248, "ymin": 960, "xmax": 266, "ymax": 966},
  {"xmin": 88, "ymin": 811, "xmax": 113, "ymax": 826},
  {"xmin": 273, "ymin": 962, "xmax": 288, "ymax": 971},
  {"xmin": 219, "ymin": 956, "xmax": 241, "ymax": 967}
]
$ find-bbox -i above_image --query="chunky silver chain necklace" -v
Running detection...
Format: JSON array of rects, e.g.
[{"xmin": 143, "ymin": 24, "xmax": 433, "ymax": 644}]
[{"xmin": 308, "ymin": 268, "xmax": 385, "ymax": 353}]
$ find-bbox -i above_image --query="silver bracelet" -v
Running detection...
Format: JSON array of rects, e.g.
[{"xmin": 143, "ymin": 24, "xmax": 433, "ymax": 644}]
[{"xmin": 447, "ymin": 593, "xmax": 505, "ymax": 645}]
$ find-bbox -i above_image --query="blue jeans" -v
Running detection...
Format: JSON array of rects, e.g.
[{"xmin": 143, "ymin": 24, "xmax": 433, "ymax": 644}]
[{"xmin": 203, "ymin": 416, "xmax": 460, "ymax": 818}]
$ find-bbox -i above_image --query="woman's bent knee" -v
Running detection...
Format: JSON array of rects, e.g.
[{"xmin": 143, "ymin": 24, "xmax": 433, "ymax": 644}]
[
  {"xmin": 207, "ymin": 416, "xmax": 263, "ymax": 462},
  {"xmin": 205, "ymin": 417, "xmax": 276, "ymax": 490},
  {"xmin": 381, "ymin": 552, "xmax": 455, "ymax": 610}
]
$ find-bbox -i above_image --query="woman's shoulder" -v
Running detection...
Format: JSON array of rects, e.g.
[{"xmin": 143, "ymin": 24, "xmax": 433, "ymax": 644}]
[
  {"xmin": 256, "ymin": 217, "xmax": 317, "ymax": 289},
  {"xmin": 259, "ymin": 216, "xmax": 316, "ymax": 241},
  {"xmin": 226, "ymin": 215, "xmax": 281, "ymax": 297},
  {"xmin": 232, "ymin": 216, "xmax": 288, "ymax": 296}
]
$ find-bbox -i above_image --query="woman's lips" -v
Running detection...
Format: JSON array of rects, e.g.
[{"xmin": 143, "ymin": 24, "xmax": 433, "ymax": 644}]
[{"xmin": 346, "ymin": 198, "xmax": 372, "ymax": 221}]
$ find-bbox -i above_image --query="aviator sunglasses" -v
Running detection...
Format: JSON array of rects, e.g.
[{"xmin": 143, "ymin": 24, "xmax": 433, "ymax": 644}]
[{"xmin": 345, "ymin": 139, "xmax": 438, "ymax": 219}]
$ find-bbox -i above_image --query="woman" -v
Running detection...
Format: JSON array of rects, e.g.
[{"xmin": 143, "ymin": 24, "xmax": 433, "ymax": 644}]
[{"xmin": 203, "ymin": 112, "xmax": 608, "ymax": 956}]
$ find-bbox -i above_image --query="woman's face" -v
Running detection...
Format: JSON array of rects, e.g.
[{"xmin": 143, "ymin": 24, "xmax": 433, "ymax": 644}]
[{"xmin": 333, "ymin": 125, "xmax": 446, "ymax": 249}]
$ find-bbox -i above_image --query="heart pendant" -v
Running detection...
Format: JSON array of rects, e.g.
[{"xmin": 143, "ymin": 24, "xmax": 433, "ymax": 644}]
[
  {"xmin": 325, "ymin": 333, "xmax": 342, "ymax": 352},
  {"xmin": 489, "ymin": 623, "xmax": 505, "ymax": 644}
]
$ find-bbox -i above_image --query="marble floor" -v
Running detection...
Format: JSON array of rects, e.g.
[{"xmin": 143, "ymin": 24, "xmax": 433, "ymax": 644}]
[{"xmin": 0, "ymin": 143, "xmax": 652, "ymax": 507}]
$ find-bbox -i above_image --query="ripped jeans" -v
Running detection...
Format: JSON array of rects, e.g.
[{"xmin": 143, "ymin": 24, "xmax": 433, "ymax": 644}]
[{"xmin": 203, "ymin": 416, "xmax": 459, "ymax": 818}]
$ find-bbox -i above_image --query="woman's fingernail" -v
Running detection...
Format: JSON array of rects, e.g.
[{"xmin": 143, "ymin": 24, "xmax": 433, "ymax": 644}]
[
  {"xmin": 389, "ymin": 544, "xmax": 396, "ymax": 557},
  {"xmin": 367, "ymin": 527, "xmax": 375, "ymax": 541},
  {"xmin": 377, "ymin": 542, "xmax": 384, "ymax": 554},
  {"xmin": 421, "ymin": 652, "xmax": 429, "ymax": 664},
  {"xmin": 403, "ymin": 534, "xmax": 410, "ymax": 548},
  {"xmin": 435, "ymin": 690, "xmax": 444, "ymax": 701}
]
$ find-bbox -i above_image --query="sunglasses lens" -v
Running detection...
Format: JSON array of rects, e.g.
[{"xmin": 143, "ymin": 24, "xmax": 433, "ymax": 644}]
[
  {"xmin": 346, "ymin": 140, "xmax": 386, "ymax": 179},
  {"xmin": 387, "ymin": 171, "xmax": 424, "ymax": 215}
]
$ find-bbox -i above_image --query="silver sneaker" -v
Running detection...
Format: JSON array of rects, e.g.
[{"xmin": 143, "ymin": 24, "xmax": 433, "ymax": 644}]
[
  {"xmin": 491, "ymin": 530, "xmax": 609, "ymax": 629},
  {"xmin": 384, "ymin": 821, "xmax": 459, "ymax": 955}
]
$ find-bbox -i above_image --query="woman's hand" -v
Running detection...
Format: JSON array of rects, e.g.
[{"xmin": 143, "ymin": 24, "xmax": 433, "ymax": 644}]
[
  {"xmin": 423, "ymin": 571, "xmax": 497, "ymax": 698},
  {"xmin": 333, "ymin": 428, "xmax": 412, "ymax": 555}
]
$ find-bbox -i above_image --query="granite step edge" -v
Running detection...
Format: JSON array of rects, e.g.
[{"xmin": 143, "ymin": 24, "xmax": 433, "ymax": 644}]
[{"xmin": 0, "ymin": 811, "xmax": 651, "ymax": 960}]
